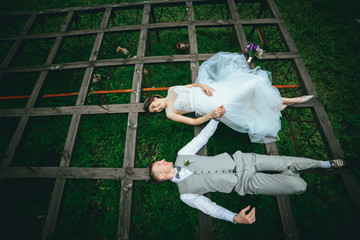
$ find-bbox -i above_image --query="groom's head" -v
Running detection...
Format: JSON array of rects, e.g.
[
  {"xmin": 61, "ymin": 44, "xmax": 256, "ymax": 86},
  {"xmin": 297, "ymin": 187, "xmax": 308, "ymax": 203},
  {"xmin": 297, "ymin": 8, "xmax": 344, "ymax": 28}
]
[{"xmin": 149, "ymin": 159, "xmax": 173, "ymax": 184}]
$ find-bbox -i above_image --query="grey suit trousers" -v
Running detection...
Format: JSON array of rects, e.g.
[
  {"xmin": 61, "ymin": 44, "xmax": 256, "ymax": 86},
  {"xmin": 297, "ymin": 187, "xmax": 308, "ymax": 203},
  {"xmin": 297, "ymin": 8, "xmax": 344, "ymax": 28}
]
[{"xmin": 232, "ymin": 151, "xmax": 321, "ymax": 196}]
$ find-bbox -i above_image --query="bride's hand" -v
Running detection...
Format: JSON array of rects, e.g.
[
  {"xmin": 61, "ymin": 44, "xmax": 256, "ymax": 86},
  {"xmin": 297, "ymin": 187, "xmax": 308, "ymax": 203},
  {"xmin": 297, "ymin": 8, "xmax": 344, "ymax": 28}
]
[
  {"xmin": 210, "ymin": 105, "xmax": 225, "ymax": 119},
  {"xmin": 200, "ymin": 84, "xmax": 215, "ymax": 96}
]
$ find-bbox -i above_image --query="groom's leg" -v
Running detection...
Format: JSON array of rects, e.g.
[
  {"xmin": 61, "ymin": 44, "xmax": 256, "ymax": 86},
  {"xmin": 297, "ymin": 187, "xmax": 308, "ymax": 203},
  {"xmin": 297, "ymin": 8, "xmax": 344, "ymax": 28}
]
[
  {"xmin": 246, "ymin": 172, "xmax": 307, "ymax": 195},
  {"xmin": 250, "ymin": 153, "xmax": 321, "ymax": 173}
]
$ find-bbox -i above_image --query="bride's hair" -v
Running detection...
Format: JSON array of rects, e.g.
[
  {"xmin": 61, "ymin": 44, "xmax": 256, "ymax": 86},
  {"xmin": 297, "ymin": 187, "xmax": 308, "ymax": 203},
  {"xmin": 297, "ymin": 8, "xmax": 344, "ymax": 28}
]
[{"xmin": 144, "ymin": 95, "xmax": 163, "ymax": 113}]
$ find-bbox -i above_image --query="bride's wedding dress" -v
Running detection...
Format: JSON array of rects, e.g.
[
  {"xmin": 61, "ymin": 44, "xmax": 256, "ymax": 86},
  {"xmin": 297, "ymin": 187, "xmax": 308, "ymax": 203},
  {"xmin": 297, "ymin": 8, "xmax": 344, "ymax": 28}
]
[{"xmin": 166, "ymin": 52, "xmax": 283, "ymax": 143}]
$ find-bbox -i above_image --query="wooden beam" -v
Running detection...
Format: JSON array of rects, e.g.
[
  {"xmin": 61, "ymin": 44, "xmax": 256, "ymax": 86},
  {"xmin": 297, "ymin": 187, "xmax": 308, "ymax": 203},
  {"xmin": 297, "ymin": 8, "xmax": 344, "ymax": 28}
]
[
  {"xmin": 186, "ymin": 0, "xmax": 213, "ymax": 238},
  {"xmin": 0, "ymin": 167, "xmax": 149, "ymax": 180},
  {"xmin": 0, "ymin": 15, "xmax": 37, "ymax": 168},
  {"xmin": 265, "ymin": 142, "xmax": 300, "ymax": 240},
  {"xmin": 226, "ymin": 0, "xmax": 248, "ymax": 52},
  {"xmin": 0, "ymin": 103, "xmax": 144, "ymax": 117},
  {"xmin": 0, "ymin": 52, "xmax": 303, "ymax": 74},
  {"xmin": 0, "ymin": 18, "xmax": 285, "ymax": 42},
  {"xmin": 267, "ymin": 0, "xmax": 360, "ymax": 219},
  {"xmin": 0, "ymin": 15, "xmax": 37, "ymax": 67},
  {"xmin": 0, "ymin": 0, "xmax": 215, "ymax": 17},
  {"xmin": 1, "ymin": 12, "xmax": 73, "ymax": 167},
  {"xmin": 117, "ymin": 4, "xmax": 150, "ymax": 240},
  {"xmin": 41, "ymin": 8, "xmax": 112, "ymax": 239}
]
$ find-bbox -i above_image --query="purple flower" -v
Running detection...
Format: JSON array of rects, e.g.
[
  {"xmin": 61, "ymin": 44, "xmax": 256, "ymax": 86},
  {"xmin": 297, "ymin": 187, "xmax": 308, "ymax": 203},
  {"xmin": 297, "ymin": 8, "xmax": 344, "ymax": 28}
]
[{"xmin": 252, "ymin": 44, "xmax": 258, "ymax": 50}]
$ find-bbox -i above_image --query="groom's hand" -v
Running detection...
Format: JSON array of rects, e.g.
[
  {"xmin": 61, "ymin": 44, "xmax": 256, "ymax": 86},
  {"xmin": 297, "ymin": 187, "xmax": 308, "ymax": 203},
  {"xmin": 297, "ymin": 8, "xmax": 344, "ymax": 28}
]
[
  {"xmin": 215, "ymin": 105, "xmax": 226, "ymax": 120},
  {"xmin": 219, "ymin": 105, "xmax": 226, "ymax": 118},
  {"xmin": 233, "ymin": 205, "xmax": 256, "ymax": 224}
]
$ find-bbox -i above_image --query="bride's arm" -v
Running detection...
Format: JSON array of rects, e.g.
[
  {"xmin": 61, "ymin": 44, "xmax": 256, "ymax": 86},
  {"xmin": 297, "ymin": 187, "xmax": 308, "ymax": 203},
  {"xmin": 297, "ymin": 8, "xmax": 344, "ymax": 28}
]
[
  {"xmin": 167, "ymin": 106, "xmax": 223, "ymax": 125},
  {"xmin": 183, "ymin": 83, "xmax": 215, "ymax": 96}
]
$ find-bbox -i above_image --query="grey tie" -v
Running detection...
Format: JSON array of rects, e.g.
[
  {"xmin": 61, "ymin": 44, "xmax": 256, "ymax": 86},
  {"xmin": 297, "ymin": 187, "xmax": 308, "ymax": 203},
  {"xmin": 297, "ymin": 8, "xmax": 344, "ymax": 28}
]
[{"xmin": 175, "ymin": 166, "xmax": 182, "ymax": 179}]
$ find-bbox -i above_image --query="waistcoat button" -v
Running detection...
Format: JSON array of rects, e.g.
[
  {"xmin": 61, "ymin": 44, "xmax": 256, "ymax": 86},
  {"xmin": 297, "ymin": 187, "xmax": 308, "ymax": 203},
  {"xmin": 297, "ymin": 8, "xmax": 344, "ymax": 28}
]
[
  {"xmin": 201, "ymin": 171, "xmax": 203, "ymax": 173},
  {"xmin": 208, "ymin": 171, "xmax": 210, "ymax": 173}
]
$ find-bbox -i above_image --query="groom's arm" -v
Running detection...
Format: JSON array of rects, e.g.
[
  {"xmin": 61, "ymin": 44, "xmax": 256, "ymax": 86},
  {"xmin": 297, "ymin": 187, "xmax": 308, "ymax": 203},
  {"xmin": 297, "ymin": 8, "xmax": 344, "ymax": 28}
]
[
  {"xmin": 180, "ymin": 193, "xmax": 236, "ymax": 223},
  {"xmin": 177, "ymin": 119, "xmax": 219, "ymax": 155}
]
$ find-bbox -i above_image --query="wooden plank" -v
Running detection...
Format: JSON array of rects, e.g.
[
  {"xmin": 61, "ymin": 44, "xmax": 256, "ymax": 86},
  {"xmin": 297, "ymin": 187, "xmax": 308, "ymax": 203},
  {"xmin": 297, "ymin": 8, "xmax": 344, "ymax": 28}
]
[
  {"xmin": 0, "ymin": 15, "xmax": 38, "ymax": 167},
  {"xmin": 267, "ymin": 0, "xmax": 360, "ymax": 217},
  {"xmin": 1, "ymin": 15, "xmax": 37, "ymax": 67},
  {"xmin": 0, "ymin": 0, "xmax": 191, "ymax": 17},
  {"xmin": 0, "ymin": 103, "xmax": 145, "ymax": 117},
  {"xmin": 0, "ymin": 0, "xmax": 222, "ymax": 17},
  {"xmin": 0, "ymin": 18, "xmax": 286, "ymax": 42},
  {"xmin": 195, "ymin": 125, "xmax": 213, "ymax": 240},
  {"xmin": 0, "ymin": 52, "xmax": 303, "ymax": 74},
  {"xmin": 28, "ymin": 12, "xmax": 75, "ymax": 108},
  {"xmin": 41, "ymin": 115, "xmax": 82, "ymax": 239},
  {"xmin": 1, "ymin": 12, "xmax": 73, "ymax": 167},
  {"xmin": 276, "ymin": 195, "xmax": 299, "ymax": 240},
  {"xmin": 41, "ymin": 9, "xmax": 112, "ymax": 239},
  {"xmin": 226, "ymin": 0, "xmax": 248, "ymax": 51},
  {"xmin": 0, "ymin": 167, "xmax": 149, "ymax": 179},
  {"xmin": 1, "ymin": 116, "xmax": 29, "ymax": 167},
  {"xmin": 340, "ymin": 173, "xmax": 360, "ymax": 215},
  {"xmin": 117, "ymin": 4, "xmax": 149, "ymax": 240},
  {"xmin": 265, "ymin": 142, "xmax": 300, "ymax": 240},
  {"xmin": 186, "ymin": 0, "xmax": 212, "ymax": 238},
  {"xmin": 186, "ymin": 0, "xmax": 200, "ymax": 82}
]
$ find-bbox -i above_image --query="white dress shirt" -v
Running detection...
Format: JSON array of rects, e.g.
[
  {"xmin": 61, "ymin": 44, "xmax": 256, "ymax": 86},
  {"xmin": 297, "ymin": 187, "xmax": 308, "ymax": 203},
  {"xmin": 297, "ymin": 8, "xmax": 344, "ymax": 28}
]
[{"xmin": 171, "ymin": 119, "xmax": 237, "ymax": 223}]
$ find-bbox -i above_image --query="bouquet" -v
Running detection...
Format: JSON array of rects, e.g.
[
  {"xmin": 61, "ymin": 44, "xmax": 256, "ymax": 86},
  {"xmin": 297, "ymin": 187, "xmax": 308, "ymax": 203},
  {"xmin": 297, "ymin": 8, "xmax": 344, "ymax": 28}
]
[{"xmin": 245, "ymin": 43, "xmax": 264, "ymax": 64}]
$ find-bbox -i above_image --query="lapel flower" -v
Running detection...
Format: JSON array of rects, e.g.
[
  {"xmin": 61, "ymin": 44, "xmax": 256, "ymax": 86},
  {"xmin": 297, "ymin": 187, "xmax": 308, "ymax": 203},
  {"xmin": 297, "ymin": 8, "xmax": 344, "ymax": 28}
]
[{"xmin": 184, "ymin": 159, "xmax": 194, "ymax": 166}]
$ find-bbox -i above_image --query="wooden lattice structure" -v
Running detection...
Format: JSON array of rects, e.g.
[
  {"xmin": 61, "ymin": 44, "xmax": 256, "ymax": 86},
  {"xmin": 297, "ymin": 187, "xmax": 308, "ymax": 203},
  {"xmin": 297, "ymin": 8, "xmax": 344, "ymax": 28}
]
[{"xmin": 0, "ymin": 0, "xmax": 359, "ymax": 239}]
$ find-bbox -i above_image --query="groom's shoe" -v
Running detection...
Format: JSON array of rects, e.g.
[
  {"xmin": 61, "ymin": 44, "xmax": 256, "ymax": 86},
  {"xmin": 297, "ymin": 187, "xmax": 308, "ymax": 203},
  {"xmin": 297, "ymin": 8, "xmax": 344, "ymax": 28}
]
[
  {"xmin": 301, "ymin": 95, "xmax": 314, "ymax": 103},
  {"xmin": 329, "ymin": 159, "xmax": 346, "ymax": 168}
]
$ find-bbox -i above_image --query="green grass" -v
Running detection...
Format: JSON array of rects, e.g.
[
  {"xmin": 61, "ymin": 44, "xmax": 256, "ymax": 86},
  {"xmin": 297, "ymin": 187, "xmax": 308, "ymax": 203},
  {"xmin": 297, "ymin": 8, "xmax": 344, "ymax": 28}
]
[{"xmin": 0, "ymin": 0, "xmax": 359, "ymax": 239}]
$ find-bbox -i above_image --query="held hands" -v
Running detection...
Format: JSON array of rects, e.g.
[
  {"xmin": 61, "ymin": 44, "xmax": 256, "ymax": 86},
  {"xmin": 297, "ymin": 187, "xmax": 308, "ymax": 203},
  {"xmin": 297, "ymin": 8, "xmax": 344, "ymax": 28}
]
[
  {"xmin": 233, "ymin": 205, "xmax": 256, "ymax": 224},
  {"xmin": 210, "ymin": 105, "xmax": 226, "ymax": 120},
  {"xmin": 200, "ymin": 83, "xmax": 215, "ymax": 96}
]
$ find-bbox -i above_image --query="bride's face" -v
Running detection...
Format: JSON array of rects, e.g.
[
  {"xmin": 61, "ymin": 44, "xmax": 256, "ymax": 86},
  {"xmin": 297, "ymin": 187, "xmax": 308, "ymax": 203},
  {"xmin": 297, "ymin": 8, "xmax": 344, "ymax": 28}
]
[{"xmin": 149, "ymin": 97, "xmax": 164, "ymax": 113}]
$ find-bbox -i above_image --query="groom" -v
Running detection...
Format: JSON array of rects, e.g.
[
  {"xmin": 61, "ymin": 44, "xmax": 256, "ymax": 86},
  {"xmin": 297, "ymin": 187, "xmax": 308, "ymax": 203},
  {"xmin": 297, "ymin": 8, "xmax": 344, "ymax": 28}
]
[{"xmin": 149, "ymin": 107, "xmax": 345, "ymax": 224}]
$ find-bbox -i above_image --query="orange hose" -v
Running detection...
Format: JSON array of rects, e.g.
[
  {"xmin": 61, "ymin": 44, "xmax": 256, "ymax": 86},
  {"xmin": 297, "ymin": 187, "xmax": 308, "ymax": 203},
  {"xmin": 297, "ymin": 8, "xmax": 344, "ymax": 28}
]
[{"xmin": 0, "ymin": 85, "xmax": 300, "ymax": 100}]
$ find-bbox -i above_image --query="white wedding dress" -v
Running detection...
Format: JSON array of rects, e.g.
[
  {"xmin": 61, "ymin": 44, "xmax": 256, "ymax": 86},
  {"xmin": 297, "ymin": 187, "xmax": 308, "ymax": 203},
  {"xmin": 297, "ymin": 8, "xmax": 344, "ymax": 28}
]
[{"xmin": 166, "ymin": 52, "xmax": 283, "ymax": 143}]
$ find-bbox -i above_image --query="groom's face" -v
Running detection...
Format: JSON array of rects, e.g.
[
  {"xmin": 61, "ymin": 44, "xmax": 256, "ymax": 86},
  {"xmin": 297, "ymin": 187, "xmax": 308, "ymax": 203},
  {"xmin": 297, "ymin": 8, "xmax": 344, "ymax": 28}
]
[{"xmin": 152, "ymin": 159, "xmax": 173, "ymax": 176}]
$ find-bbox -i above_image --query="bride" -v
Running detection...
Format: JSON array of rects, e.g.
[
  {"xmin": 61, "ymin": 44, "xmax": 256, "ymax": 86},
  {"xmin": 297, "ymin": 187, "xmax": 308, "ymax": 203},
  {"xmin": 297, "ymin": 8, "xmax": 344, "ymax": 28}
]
[{"xmin": 144, "ymin": 52, "xmax": 312, "ymax": 143}]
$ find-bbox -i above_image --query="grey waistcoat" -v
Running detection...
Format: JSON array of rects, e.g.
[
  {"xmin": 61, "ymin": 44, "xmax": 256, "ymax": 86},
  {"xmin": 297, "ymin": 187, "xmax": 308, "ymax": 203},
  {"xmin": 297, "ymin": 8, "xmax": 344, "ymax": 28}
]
[{"xmin": 175, "ymin": 153, "xmax": 238, "ymax": 195}]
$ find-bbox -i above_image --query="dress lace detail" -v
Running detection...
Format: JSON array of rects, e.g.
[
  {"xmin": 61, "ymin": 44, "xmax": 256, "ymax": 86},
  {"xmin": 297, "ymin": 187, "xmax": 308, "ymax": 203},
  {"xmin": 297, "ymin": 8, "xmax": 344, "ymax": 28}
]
[{"xmin": 174, "ymin": 86, "xmax": 194, "ymax": 112}]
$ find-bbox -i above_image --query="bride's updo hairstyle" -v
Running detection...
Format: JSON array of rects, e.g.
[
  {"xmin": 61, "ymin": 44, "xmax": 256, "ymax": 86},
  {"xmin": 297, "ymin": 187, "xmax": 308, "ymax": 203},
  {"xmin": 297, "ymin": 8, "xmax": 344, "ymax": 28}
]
[{"xmin": 144, "ymin": 95, "xmax": 163, "ymax": 113}]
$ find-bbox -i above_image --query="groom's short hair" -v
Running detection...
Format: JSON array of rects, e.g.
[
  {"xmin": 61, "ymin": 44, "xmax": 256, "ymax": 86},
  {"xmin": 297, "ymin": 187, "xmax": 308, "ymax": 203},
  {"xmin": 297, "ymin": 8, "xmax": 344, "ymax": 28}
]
[{"xmin": 149, "ymin": 162, "xmax": 164, "ymax": 184}]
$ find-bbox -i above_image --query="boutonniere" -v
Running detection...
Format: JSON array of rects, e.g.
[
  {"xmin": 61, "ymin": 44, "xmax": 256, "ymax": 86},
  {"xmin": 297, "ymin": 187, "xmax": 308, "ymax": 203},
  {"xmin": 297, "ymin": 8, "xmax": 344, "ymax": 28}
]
[{"xmin": 184, "ymin": 159, "xmax": 194, "ymax": 166}]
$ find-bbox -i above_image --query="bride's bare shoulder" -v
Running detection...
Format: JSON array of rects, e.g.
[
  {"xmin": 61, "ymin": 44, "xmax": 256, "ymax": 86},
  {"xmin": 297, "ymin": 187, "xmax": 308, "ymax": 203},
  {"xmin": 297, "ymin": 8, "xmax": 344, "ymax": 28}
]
[
  {"xmin": 167, "ymin": 85, "xmax": 183, "ymax": 95},
  {"xmin": 168, "ymin": 85, "xmax": 182, "ymax": 91}
]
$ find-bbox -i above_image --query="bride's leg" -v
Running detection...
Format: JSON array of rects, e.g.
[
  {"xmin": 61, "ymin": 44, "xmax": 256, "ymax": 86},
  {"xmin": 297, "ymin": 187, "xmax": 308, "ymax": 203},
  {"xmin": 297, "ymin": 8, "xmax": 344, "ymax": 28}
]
[
  {"xmin": 282, "ymin": 95, "xmax": 314, "ymax": 105},
  {"xmin": 281, "ymin": 97, "xmax": 302, "ymax": 105}
]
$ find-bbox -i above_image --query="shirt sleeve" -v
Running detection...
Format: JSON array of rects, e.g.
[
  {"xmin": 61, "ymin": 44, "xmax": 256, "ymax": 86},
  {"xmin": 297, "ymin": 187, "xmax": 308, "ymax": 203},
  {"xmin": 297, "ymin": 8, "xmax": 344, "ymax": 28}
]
[
  {"xmin": 180, "ymin": 193, "xmax": 237, "ymax": 223},
  {"xmin": 178, "ymin": 119, "xmax": 219, "ymax": 155}
]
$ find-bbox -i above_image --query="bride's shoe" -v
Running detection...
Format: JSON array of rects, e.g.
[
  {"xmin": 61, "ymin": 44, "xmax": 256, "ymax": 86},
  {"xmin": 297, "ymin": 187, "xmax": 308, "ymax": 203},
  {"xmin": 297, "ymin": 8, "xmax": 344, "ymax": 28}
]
[
  {"xmin": 280, "ymin": 104, "xmax": 288, "ymax": 111},
  {"xmin": 301, "ymin": 95, "xmax": 314, "ymax": 103},
  {"xmin": 276, "ymin": 104, "xmax": 287, "ymax": 111}
]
